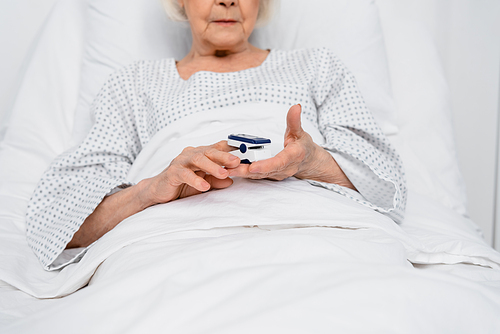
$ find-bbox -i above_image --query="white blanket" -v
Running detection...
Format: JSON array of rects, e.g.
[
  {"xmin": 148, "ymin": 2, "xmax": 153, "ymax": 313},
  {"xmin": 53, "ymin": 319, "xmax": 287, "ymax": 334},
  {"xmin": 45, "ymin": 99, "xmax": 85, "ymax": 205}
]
[{"xmin": 1, "ymin": 104, "xmax": 500, "ymax": 332}]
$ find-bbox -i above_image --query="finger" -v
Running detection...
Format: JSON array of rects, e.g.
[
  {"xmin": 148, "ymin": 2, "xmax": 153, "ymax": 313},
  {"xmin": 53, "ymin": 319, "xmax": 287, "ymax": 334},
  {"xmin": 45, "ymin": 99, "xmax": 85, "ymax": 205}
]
[
  {"xmin": 173, "ymin": 167, "xmax": 211, "ymax": 192},
  {"xmin": 189, "ymin": 153, "xmax": 231, "ymax": 179},
  {"xmin": 179, "ymin": 173, "xmax": 233, "ymax": 198},
  {"xmin": 212, "ymin": 140, "xmax": 238, "ymax": 153},
  {"xmin": 228, "ymin": 153, "xmax": 292, "ymax": 178},
  {"xmin": 204, "ymin": 147, "xmax": 240, "ymax": 169},
  {"xmin": 285, "ymin": 104, "xmax": 304, "ymax": 141},
  {"xmin": 228, "ymin": 162, "xmax": 290, "ymax": 181},
  {"xmin": 204, "ymin": 174, "xmax": 234, "ymax": 189},
  {"xmin": 249, "ymin": 145, "xmax": 302, "ymax": 175},
  {"xmin": 248, "ymin": 155, "xmax": 288, "ymax": 175},
  {"xmin": 227, "ymin": 164, "xmax": 252, "ymax": 178}
]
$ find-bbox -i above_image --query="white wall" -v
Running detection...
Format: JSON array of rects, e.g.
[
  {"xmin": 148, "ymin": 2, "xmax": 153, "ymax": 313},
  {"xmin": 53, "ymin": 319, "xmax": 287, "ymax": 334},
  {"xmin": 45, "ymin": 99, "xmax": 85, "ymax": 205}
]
[
  {"xmin": 0, "ymin": 0, "xmax": 59, "ymax": 123},
  {"xmin": 446, "ymin": 1, "xmax": 500, "ymax": 248},
  {"xmin": 497, "ymin": 84, "xmax": 500, "ymax": 249}
]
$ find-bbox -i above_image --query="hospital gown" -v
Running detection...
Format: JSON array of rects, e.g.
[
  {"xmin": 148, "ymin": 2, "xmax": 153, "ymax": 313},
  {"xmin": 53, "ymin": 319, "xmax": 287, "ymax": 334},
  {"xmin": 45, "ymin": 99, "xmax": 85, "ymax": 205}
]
[{"xmin": 26, "ymin": 47, "xmax": 407, "ymax": 270}]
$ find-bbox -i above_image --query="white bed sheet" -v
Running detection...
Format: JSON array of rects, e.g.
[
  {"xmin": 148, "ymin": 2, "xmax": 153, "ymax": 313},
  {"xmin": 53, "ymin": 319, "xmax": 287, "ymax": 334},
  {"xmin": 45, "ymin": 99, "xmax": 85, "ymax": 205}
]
[{"xmin": 1, "ymin": 190, "xmax": 500, "ymax": 332}]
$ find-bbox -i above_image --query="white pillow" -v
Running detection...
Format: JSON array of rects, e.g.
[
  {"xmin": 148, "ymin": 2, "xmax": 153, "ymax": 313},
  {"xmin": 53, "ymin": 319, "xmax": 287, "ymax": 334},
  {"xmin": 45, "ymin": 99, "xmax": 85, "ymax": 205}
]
[
  {"xmin": 0, "ymin": 0, "xmax": 86, "ymax": 230},
  {"xmin": 71, "ymin": 0, "xmax": 399, "ymax": 144},
  {"xmin": 380, "ymin": 15, "xmax": 468, "ymax": 216}
]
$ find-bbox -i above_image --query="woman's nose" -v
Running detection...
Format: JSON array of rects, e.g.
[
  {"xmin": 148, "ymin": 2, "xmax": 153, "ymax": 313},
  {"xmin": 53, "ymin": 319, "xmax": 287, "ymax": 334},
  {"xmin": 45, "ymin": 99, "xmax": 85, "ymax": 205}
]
[{"xmin": 217, "ymin": 0, "xmax": 237, "ymax": 8}]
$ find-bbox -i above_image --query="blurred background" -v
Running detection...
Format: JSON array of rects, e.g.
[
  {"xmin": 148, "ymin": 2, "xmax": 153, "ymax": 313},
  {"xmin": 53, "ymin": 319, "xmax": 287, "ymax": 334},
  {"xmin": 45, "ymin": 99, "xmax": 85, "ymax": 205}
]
[{"xmin": 0, "ymin": 0, "xmax": 499, "ymax": 249}]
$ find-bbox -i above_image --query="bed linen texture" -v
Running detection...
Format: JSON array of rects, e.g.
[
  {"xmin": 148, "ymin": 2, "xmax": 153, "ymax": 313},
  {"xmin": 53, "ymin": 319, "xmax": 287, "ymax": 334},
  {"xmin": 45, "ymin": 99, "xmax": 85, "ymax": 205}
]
[{"xmin": 2, "ymin": 188, "xmax": 500, "ymax": 332}]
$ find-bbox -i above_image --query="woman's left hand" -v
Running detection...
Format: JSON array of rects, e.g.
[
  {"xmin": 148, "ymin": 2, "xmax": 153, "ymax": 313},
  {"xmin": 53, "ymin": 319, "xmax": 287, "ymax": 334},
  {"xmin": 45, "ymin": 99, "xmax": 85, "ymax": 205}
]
[{"xmin": 228, "ymin": 104, "xmax": 356, "ymax": 190}]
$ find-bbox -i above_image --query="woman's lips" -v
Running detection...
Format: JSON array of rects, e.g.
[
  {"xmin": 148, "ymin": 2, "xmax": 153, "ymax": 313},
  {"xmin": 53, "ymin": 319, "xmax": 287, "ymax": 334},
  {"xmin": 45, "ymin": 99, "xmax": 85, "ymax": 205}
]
[{"xmin": 213, "ymin": 20, "xmax": 238, "ymax": 26}]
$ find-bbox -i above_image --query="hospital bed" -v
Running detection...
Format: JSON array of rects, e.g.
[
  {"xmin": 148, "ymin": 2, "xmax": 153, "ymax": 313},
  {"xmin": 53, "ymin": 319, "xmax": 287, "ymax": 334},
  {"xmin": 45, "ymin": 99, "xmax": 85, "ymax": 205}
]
[{"xmin": 1, "ymin": 0, "xmax": 500, "ymax": 332}]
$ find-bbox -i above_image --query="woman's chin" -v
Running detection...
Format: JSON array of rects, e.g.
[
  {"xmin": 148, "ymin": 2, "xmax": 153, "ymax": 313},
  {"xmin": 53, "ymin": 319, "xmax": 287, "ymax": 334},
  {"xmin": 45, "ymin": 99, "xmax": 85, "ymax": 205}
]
[
  {"xmin": 208, "ymin": 37, "xmax": 247, "ymax": 51},
  {"xmin": 203, "ymin": 28, "xmax": 248, "ymax": 49}
]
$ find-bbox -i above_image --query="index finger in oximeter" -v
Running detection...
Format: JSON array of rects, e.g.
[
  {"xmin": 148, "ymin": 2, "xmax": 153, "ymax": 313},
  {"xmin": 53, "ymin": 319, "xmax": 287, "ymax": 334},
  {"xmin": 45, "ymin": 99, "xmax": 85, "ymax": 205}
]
[{"xmin": 227, "ymin": 134, "xmax": 272, "ymax": 164}]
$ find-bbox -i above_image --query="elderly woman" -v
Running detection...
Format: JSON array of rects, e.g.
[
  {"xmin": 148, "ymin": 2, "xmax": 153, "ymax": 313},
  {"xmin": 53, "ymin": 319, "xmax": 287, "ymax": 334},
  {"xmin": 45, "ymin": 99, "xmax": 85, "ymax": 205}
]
[{"xmin": 26, "ymin": 0, "xmax": 406, "ymax": 270}]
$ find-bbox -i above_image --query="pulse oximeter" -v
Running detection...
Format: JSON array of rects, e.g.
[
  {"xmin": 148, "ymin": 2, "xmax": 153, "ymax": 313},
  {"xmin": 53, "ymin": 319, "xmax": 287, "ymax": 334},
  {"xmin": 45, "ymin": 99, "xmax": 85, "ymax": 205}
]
[{"xmin": 227, "ymin": 134, "xmax": 272, "ymax": 164}]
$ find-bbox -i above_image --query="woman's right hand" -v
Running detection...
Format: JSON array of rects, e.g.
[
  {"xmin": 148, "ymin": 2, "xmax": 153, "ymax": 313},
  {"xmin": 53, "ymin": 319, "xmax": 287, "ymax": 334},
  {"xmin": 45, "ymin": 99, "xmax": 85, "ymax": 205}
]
[
  {"xmin": 68, "ymin": 141, "xmax": 239, "ymax": 248},
  {"xmin": 141, "ymin": 140, "xmax": 240, "ymax": 206}
]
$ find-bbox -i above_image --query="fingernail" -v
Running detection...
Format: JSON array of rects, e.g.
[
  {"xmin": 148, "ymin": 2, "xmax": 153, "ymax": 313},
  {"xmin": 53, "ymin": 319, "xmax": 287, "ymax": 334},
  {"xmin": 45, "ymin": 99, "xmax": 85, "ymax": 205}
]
[{"xmin": 229, "ymin": 155, "xmax": 239, "ymax": 161}]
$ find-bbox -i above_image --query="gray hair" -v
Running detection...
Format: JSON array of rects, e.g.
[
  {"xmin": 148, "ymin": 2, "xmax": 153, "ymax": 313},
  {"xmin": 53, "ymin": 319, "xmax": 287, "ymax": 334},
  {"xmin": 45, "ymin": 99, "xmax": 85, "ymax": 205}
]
[{"xmin": 161, "ymin": 0, "xmax": 277, "ymax": 27}]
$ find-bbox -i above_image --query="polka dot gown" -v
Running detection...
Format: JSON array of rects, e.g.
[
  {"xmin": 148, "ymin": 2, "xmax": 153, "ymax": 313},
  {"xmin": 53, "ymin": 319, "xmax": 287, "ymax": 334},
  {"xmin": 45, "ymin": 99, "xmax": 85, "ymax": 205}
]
[{"xmin": 26, "ymin": 48, "xmax": 407, "ymax": 270}]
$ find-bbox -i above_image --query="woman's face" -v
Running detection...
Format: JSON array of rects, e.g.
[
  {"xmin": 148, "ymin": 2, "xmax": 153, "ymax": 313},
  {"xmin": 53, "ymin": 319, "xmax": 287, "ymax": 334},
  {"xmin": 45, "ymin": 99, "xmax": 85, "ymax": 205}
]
[{"xmin": 179, "ymin": 0, "xmax": 260, "ymax": 51}]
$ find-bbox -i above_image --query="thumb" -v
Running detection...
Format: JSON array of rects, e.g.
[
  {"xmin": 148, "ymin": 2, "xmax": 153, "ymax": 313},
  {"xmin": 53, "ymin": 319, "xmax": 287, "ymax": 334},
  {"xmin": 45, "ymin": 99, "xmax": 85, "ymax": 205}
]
[{"xmin": 285, "ymin": 104, "xmax": 303, "ymax": 142}]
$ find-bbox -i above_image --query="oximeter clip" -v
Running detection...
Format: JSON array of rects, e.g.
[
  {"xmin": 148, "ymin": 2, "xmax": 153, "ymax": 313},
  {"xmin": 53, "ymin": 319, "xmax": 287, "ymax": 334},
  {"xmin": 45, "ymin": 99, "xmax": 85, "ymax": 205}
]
[{"xmin": 227, "ymin": 134, "xmax": 272, "ymax": 164}]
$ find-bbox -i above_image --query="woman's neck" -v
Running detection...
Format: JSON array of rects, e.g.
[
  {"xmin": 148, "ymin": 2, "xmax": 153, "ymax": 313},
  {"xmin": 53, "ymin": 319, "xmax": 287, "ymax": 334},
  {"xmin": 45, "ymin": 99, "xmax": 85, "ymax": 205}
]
[{"xmin": 176, "ymin": 43, "xmax": 269, "ymax": 80}]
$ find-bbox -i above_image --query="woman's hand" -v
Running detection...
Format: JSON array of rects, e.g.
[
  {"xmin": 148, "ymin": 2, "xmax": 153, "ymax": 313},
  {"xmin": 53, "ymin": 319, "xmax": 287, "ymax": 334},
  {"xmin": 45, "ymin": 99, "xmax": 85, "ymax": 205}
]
[
  {"xmin": 141, "ymin": 141, "xmax": 240, "ymax": 206},
  {"xmin": 228, "ymin": 104, "xmax": 356, "ymax": 190},
  {"xmin": 68, "ymin": 141, "xmax": 239, "ymax": 248}
]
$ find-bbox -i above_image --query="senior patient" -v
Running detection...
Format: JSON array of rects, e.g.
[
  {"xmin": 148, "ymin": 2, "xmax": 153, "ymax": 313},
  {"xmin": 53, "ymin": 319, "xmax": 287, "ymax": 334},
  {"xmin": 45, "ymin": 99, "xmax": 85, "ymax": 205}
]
[{"xmin": 26, "ymin": 0, "xmax": 407, "ymax": 269}]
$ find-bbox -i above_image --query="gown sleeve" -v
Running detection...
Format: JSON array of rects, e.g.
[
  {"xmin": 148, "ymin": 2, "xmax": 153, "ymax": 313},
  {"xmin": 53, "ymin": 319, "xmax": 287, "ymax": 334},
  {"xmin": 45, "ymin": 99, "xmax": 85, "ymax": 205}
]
[
  {"xmin": 307, "ymin": 48, "xmax": 407, "ymax": 223},
  {"xmin": 26, "ymin": 65, "xmax": 144, "ymax": 270}
]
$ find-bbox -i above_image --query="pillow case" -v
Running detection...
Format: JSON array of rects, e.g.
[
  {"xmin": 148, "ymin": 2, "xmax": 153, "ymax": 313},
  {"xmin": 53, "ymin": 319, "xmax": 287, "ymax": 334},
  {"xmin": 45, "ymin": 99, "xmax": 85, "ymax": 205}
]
[
  {"xmin": 71, "ymin": 0, "xmax": 399, "ymax": 144},
  {"xmin": 0, "ymin": 0, "xmax": 86, "ymax": 231}
]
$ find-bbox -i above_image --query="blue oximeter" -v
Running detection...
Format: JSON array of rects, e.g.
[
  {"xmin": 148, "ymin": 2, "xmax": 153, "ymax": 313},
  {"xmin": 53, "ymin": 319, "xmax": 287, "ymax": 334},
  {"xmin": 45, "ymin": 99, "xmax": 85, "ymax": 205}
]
[
  {"xmin": 227, "ymin": 134, "xmax": 271, "ymax": 145},
  {"xmin": 227, "ymin": 134, "xmax": 272, "ymax": 164}
]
